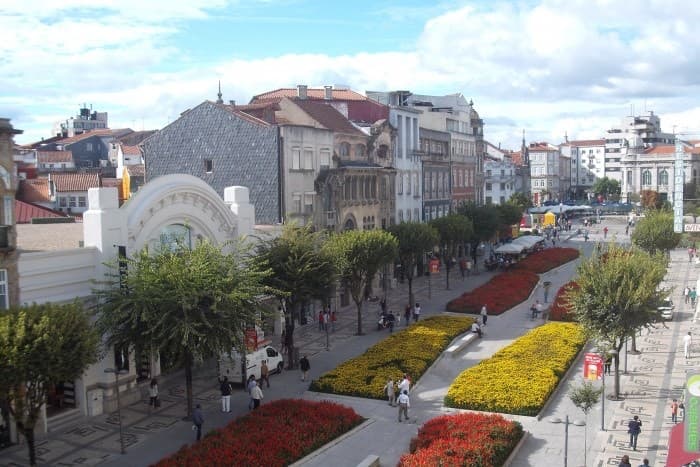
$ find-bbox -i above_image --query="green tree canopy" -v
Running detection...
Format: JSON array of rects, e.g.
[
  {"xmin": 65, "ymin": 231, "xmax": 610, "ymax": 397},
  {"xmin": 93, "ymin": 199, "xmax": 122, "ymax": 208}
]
[
  {"xmin": 497, "ymin": 203, "xmax": 524, "ymax": 227},
  {"xmin": 566, "ymin": 244, "xmax": 667, "ymax": 398},
  {"xmin": 430, "ymin": 214, "xmax": 474, "ymax": 289},
  {"xmin": 458, "ymin": 203, "xmax": 499, "ymax": 242},
  {"xmin": 508, "ymin": 192, "xmax": 532, "ymax": 211},
  {"xmin": 256, "ymin": 224, "xmax": 337, "ymax": 363},
  {"xmin": 631, "ymin": 209, "xmax": 681, "ymax": 254},
  {"xmin": 95, "ymin": 239, "xmax": 274, "ymax": 416},
  {"xmin": 387, "ymin": 222, "xmax": 439, "ymax": 307},
  {"xmin": 592, "ymin": 177, "xmax": 621, "ymax": 200},
  {"xmin": 0, "ymin": 302, "xmax": 99, "ymax": 466},
  {"xmin": 323, "ymin": 229, "xmax": 398, "ymax": 335}
]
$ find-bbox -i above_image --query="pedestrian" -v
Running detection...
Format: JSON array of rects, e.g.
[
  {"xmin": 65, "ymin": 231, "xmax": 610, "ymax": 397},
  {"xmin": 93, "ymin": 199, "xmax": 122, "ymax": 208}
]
[
  {"xmin": 404, "ymin": 304, "xmax": 411, "ymax": 326},
  {"xmin": 671, "ymin": 398, "xmax": 679, "ymax": 424},
  {"xmin": 260, "ymin": 359, "xmax": 270, "ymax": 388},
  {"xmin": 684, "ymin": 332, "xmax": 693, "ymax": 359},
  {"xmin": 397, "ymin": 374, "xmax": 411, "ymax": 402},
  {"xmin": 300, "ymin": 354, "xmax": 311, "ymax": 381},
  {"xmin": 192, "ymin": 404, "xmax": 204, "ymax": 441},
  {"xmin": 466, "ymin": 259, "xmax": 472, "ymax": 276},
  {"xmin": 318, "ymin": 310, "xmax": 324, "ymax": 331},
  {"xmin": 459, "ymin": 258, "xmax": 466, "ymax": 278},
  {"xmin": 380, "ymin": 297, "xmax": 387, "ymax": 313},
  {"xmin": 323, "ymin": 310, "xmax": 330, "ymax": 332},
  {"xmin": 480, "ymin": 304, "xmax": 488, "ymax": 326},
  {"xmin": 604, "ymin": 226, "xmax": 608, "ymax": 239},
  {"xmin": 618, "ymin": 455, "xmax": 631, "ymax": 467},
  {"xmin": 638, "ymin": 458, "xmax": 649, "ymax": 467},
  {"xmin": 690, "ymin": 247, "xmax": 694, "ymax": 262},
  {"xmin": 685, "ymin": 286, "xmax": 690, "ymax": 305},
  {"xmin": 387, "ymin": 311, "xmax": 395, "ymax": 333},
  {"xmin": 692, "ymin": 288, "xmax": 697, "ymax": 307},
  {"xmin": 250, "ymin": 383, "xmax": 263, "ymax": 409},
  {"xmin": 149, "ymin": 377, "xmax": 159, "ymax": 409},
  {"xmin": 604, "ymin": 355, "xmax": 612, "ymax": 375},
  {"xmin": 397, "ymin": 390, "xmax": 410, "ymax": 422},
  {"xmin": 280, "ymin": 328, "xmax": 287, "ymax": 354},
  {"xmin": 584, "ymin": 231, "xmax": 589, "ymax": 242},
  {"xmin": 543, "ymin": 281, "xmax": 551, "ymax": 303},
  {"xmin": 383, "ymin": 377, "xmax": 396, "ymax": 406},
  {"xmin": 471, "ymin": 321, "xmax": 482, "ymax": 338},
  {"xmin": 413, "ymin": 302, "xmax": 421, "ymax": 322},
  {"xmin": 219, "ymin": 376, "xmax": 232, "ymax": 413},
  {"xmin": 628, "ymin": 415, "xmax": 642, "ymax": 450},
  {"xmin": 247, "ymin": 374, "xmax": 257, "ymax": 410},
  {"xmin": 331, "ymin": 310, "xmax": 337, "ymax": 332},
  {"xmin": 625, "ymin": 224, "xmax": 629, "ymax": 235}
]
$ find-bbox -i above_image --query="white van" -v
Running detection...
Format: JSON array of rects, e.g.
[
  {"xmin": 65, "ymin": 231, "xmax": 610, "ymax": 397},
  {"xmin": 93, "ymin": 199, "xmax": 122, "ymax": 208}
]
[{"xmin": 218, "ymin": 345, "xmax": 284, "ymax": 384}]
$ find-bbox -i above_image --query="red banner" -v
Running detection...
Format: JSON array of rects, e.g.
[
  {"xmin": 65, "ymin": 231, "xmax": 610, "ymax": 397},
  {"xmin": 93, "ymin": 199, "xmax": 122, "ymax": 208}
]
[
  {"xmin": 583, "ymin": 353, "xmax": 603, "ymax": 380},
  {"xmin": 429, "ymin": 258, "xmax": 440, "ymax": 274},
  {"xmin": 245, "ymin": 328, "xmax": 258, "ymax": 352}
]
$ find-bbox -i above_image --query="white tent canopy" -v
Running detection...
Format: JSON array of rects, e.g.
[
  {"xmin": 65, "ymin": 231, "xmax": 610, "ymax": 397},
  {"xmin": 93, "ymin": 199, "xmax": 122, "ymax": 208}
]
[
  {"xmin": 512, "ymin": 235, "xmax": 545, "ymax": 248},
  {"xmin": 494, "ymin": 243, "xmax": 525, "ymax": 255}
]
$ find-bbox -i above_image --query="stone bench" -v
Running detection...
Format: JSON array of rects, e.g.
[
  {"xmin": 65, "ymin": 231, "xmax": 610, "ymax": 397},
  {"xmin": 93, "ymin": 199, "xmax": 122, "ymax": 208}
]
[
  {"xmin": 445, "ymin": 332, "xmax": 479, "ymax": 357},
  {"xmin": 356, "ymin": 454, "xmax": 381, "ymax": 467}
]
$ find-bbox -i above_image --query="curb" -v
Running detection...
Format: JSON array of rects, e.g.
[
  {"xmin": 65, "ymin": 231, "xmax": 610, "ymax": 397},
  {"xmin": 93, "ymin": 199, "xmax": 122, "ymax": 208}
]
[{"xmin": 288, "ymin": 418, "xmax": 376, "ymax": 467}]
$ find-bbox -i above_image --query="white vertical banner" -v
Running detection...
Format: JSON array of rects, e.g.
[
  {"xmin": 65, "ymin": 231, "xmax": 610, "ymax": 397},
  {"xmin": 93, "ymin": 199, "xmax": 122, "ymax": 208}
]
[{"xmin": 674, "ymin": 137, "xmax": 685, "ymax": 233}]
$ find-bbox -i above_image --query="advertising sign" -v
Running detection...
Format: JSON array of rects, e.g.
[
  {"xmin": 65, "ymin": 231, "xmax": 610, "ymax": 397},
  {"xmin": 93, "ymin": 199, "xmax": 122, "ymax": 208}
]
[
  {"xmin": 583, "ymin": 353, "xmax": 603, "ymax": 381},
  {"xmin": 245, "ymin": 328, "xmax": 258, "ymax": 352},
  {"xmin": 429, "ymin": 258, "xmax": 440, "ymax": 274},
  {"xmin": 685, "ymin": 374, "xmax": 700, "ymax": 452}
]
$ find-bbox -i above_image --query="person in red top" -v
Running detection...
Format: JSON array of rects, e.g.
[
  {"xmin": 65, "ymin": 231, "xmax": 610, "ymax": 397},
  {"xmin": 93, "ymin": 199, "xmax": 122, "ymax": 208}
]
[
  {"xmin": 330, "ymin": 310, "xmax": 337, "ymax": 332},
  {"xmin": 603, "ymin": 226, "xmax": 608, "ymax": 239},
  {"xmin": 318, "ymin": 310, "xmax": 324, "ymax": 331}
]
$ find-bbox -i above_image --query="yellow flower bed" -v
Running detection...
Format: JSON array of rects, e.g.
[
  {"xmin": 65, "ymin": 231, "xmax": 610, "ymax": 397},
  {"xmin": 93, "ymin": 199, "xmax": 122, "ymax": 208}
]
[
  {"xmin": 445, "ymin": 322, "xmax": 585, "ymax": 416},
  {"xmin": 310, "ymin": 316, "xmax": 473, "ymax": 399}
]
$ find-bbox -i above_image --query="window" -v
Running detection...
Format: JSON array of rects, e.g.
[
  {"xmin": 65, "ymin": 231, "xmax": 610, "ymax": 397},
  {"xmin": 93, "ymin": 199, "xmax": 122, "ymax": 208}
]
[
  {"xmin": 658, "ymin": 169, "xmax": 669, "ymax": 185},
  {"xmin": 398, "ymin": 174, "xmax": 403, "ymax": 195},
  {"xmin": 3, "ymin": 196, "xmax": 12, "ymax": 225},
  {"xmin": 485, "ymin": 196, "xmax": 492, "ymax": 204},
  {"xmin": 414, "ymin": 174, "xmax": 419, "ymax": 195},
  {"xmin": 627, "ymin": 170, "xmax": 633, "ymax": 185},
  {"xmin": 642, "ymin": 169, "xmax": 652, "ymax": 185},
  {"xmin": 486, "ymin": 170, "xmax": 492, "ymax": 177},
  {"xmin": 397, "ymin": 116, "xmax": 403, "ymax": 157},
  {"xmin": 398, "ymin": 210, "xmax": 404, "ymax": 222},
  {"xmin": 59, "ymin": 197, "xmax": 67, "ymax": 207},
  {"xmin": 303, "ymin": 148, "xmax": 313, "ymax": 170},
  {"xmin": 319, "ymin": 149, "xmax": 330, "ymax": 170},
  {"xmin": 86, "ymin": 142, "xmax": 93, "ymax": 152},
  {"xmin": 500, "ymin": 183, "xmax": 505, "ymax": 191},
  {"xmin": 204, "ymin": 159, "xmax": 213, "ymax": 173},
  {"xmin": 485, "ymin": 183, "xmax": 492, "ymax": 191},
  {"xmin": 292, "ymin": 147, "xmax": 301, "ymax": 170},
  {"xmin": 414, "ymin": 208, "xmax": 420, "ymax": 221},
  {"xmin": 0, "ymin": 269, "xmax": 7, "ymax": 310},
  {"xmin": 78, "ymin": 196, "xmax": 86, "ymax": 208},
  {"xmin": 406, "ymin": 174, "xmax": 411, "ymax": 195},
  {"xmin": 292, "ymin": 193, "xmax": 302, "ymax": 213},
  {"xmin": 355, "ymin": 144, "xmax": 365, "ymax": 158},
  {"xmin": 339, "ymin": 142, "xmax": 350, "ymax": 157},
  {"xmin": 69, "ymin": 196, "xmax": 77, "ymax": 207},
  {"xmin": 304, "ymin": 193, "xmax": 314, "ymax": 213}
]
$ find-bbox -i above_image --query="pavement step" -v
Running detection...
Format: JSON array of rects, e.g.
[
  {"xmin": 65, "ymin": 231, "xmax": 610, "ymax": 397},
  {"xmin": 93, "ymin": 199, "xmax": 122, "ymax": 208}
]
[{"xmin": 46, "ymin": 408, "xmax": 85, "ymax": 434}]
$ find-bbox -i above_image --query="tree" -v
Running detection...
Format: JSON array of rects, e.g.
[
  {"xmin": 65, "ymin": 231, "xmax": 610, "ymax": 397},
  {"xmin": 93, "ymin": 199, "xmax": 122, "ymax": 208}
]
[
  {"xmin": 95, "ymin": 239, "xmax": 273, "ymax": 418},
  {"xmin": 387, "ymin": 222, "xmax": 439, "ymax": 308},
  {"xmin": 0, "ymin": 302, "xmax": 99, "ymax": 466},
  {"xmin": 592, "ymin": 177, "xmax": 621, "ymax": 201},
  {"xmin": 508, "ymin": 192, "xmax": 532, "ymax": 211},
  {"xmin": 566, "ymin": 244, "xmax": 667, "ymax": 398},
  {"xmin": 430, "ymin": 214, "xmax": 474, "ymax": 290},
  {"xmin": 631, "ymin": 209, "xmax": 681, "ymax": 254},
  {"xmin": 256, "ymin": 224, "xmax": 337, "ymax": 366},
  {"xmin": 323, "ymin": 230, "xmax": 398, "ymax": 335},
  {"xmin": 497, "ymin": 203, "xmax": 524, "ymax": 228},
  {"xmin": 640, "ymin": 190, "xmax": 661, "ymax": 209},
  {"xmin": 458, "ymin": 203, "xmax": 499, "ymax": 243},
  {"xmin": 569, "ymin": 380, "xmax": 603, "ymax": 467}
]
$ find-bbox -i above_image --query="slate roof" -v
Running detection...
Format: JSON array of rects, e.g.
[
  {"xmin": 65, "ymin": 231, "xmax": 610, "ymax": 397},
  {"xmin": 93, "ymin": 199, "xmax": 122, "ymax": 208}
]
[
  {"xmin": 565, "ymin": 139, "xmax": 605, "ymax": 146},
  {"xmin": 51, "ymin": 172, "xmax": 101, "ymax": 192},
  {"xmin": 101, "ymin": 177, "xmax": 121, "ymax": 188},
  {"xmin": 37, "ymin": 150, "xmax": 73, "ymax": 163},
  {"xmin": 15, "ymin": 200, "xmax": 67, "ymax": 224},
  {"xmin": 294, "ymin": 100, "xmax": 365, "ymax": 136},
  {"xmin": 55, "ymin": 128, "xmax": 133, "ymax": 145},
  {"xmin": 251, "ymin": 87, "xmax": 367, "ymax": 103},
  {"xmin": 118, "ymin": 130, "xmax": 156, "ymax": 146},
  {"xmin": 17, "ymin": 178, "xmax": 51, "ymax": 203}
]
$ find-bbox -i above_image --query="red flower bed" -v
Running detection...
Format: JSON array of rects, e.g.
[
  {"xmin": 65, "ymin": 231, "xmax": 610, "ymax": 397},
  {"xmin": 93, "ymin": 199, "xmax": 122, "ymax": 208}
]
[
  {"xmin": 515, "ymin": 247, "xmax": 579, "ymax": 273},
  {"xmin": 446, "ymin": 270, "xmax": 539, "ymax": 315},
  {"xmin": 548, "ymin": 281, "xmax": 579, "ymax": 322},
  {"xmin": 153, "ymin": 399, "xmax": 363, "ymax": 467},
  {"xmin": 399, "ymin": 412, "xmax": 523, "ymax": 467}
]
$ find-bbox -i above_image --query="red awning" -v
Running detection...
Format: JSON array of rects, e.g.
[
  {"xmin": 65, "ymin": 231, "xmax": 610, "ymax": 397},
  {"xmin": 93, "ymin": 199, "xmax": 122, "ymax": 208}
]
[{"xmin": 667, "ymin": 423, "xmax": 700, "ymax": 466}]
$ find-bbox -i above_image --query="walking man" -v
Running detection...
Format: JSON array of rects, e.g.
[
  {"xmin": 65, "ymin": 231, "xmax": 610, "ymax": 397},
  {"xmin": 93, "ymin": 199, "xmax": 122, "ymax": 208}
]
[
  {"xmin": 543, "ymin": 281, "xmax": 552, "ymax": 303},
  {"xmin": 628, "ymin": 415, "xmax": 642, "ymax": 450},
  {"xmin": 603, "ymin": 226, "xmax": 608, "ymax": 239},
  {"xmin": 260, "ymin": 360, "xmax": 270, "ymax": 388},
  {"xmin": 300, "ymin": 354, "xmax": 311, "ymax": 382},
  {"xmin": 671, "ymin": 398, "xmax": 680, "ymax": 424},
  {"xmin": 219, "ymin": 376, "xmax": 232, "ymax": 413},
  {"xmin": 480, "ymin": 304, "xmax": 488, "ymax": 326},
  {"xmin": 397, "ymin": 374, "xmax": 411, "ymax": 401},
  {"xmin": 404, "ymin": 304, "xmax": 411, "ymax": 326},
  {"xmin": 250, "ymin": 384, "xmax": 263, "ymax": 409},
  {"xmin": 413, "ymin": 303, "xmax": 421, "ymax": 322},
  {"xmin": 192, "ymin": 404, "xmax": 204, "ymax": 441},
  {"xmin": 684, "ymin": 332, "xmax": 693, "ymax": 359},
  {"xmin": 397, "ymin": 390, "xmax": 410, "ymax": 422},
  {"xmin": 692, "ymin": 288, "xmax": 698, "ymax": 308},
  {"xmin": 685, "ymin": 286, "xmax": 690, "ymax": 305},
  {"xmin": 384, "ymin": 377, "xmax": 396, "ymax": 407}
]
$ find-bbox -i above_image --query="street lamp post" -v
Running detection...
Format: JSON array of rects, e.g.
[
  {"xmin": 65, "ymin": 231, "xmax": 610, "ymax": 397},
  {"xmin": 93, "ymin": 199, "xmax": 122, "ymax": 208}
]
[
  {"xmin": 550, "ymin": 415, "xmax": 586, "ymax": 467},
  {"xmin": 104, "ymin": 368, "xmax": 129, "ymax": 455}
]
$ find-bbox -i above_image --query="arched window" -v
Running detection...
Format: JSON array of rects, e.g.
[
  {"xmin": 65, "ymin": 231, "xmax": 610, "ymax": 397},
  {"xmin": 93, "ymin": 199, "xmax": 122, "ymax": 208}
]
[
  {"xmin": 642, "ymin": 169, "xmax": 652, "ymax": 186},
  {"xmin": 339, "ymin": 142, "xmax": 350, "ymax": 157},
  {"xmin": 159, "ymin": 224, "xmax": 191, "ymax": 252},
  {"xmin": 658, "ymin": 169, "xmax": 669, "ymax": 185},
  {"xmin": 355, "ymin": 144, "xmax": 365, "ymax": 158}
]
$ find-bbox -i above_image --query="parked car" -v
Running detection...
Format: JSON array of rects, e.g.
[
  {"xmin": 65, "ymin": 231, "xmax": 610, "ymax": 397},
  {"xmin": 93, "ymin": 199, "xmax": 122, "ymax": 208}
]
[
  {"xmin": 218, "ymin": 344, "xmax": 284, "ymax": 384},
  {"xmin": 657, "ymin": 297, "xmax": 674, "ymax": 321}
]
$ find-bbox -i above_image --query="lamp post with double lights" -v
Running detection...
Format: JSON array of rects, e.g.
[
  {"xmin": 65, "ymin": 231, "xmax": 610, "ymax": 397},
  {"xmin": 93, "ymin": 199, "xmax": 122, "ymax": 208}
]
[
  {"xmin": 104, "ymin": 368, "xmax": 129, "ymax": 455},
  {"xmin": 550, "ymin": 415, "xmax": 585, "ymax": 467}
]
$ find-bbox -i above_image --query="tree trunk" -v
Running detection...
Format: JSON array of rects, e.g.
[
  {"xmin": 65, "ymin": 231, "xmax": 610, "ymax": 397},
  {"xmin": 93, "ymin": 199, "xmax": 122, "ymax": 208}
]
[
  {"xmin": 355, "ymin": 298, "xmax": 363, "ymax": 335},
  {"xmin": 407, "ymin": 276, "xmax": 414, "ymax": 309},
  {"xmin": 630, "ymin": 332, "xmax": 639, "ymax": 353},
  {"xmin": 613, "ymin": 341, "xmax": 624, "ymax": 399},
  {"xmin": 184, "ymin": 352, "xmax": 193, "ymax": 418},
  {"xmin": 22, "ymin": 425, "xmax": 37, "ymax": 467},
  {"xmin": 445, "ymin": 261, "xmax": 451, "ymax": 290},
  {"xmin": 285, "ymin": 302, "xmax": 298, "ymax": 370}
]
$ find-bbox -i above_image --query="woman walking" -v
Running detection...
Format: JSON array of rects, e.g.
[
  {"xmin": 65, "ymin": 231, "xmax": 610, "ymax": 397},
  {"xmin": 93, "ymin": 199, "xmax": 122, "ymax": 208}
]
[{"xmin": 149, "ymin": 378, "xmax": 159, "ymax": 410}]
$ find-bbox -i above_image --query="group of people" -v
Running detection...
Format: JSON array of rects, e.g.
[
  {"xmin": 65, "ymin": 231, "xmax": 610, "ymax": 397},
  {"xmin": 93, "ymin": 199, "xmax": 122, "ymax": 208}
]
[
  {"xmin": 318, "ymin": 306, "xmax": 337, "ymax": 332},
  {"xmin": 529, "ymin": 300, "xmax": 544, "ymax": 319},
  {"xmin": 383, "ymin": 374, "xmax": 412, "ymax": 422},
  {"xmin": 683, "ymin": 286, "xmax": 697, "ymax": 307}
]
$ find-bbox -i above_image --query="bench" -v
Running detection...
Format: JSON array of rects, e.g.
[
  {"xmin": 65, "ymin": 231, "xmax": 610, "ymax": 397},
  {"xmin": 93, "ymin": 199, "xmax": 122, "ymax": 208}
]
[
  {"xmin": 356, "ymin": 454, "xmax": 381, "ymax": 467},
  {"xmin": 445, "ymin": 333, "xmax": 479, "ymax": 357}
]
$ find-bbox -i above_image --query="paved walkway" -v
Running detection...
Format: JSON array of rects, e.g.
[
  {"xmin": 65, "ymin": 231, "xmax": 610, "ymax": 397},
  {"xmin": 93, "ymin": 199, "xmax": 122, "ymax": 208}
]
[{"xmin": 1, "ymin": 215, "xmax": 691, "ymax": 467}]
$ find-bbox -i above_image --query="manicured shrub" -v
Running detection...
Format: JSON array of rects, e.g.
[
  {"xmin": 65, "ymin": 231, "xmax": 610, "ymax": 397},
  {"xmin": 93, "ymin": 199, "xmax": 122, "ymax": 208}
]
[
  {"xmin": 446, "ymin": 270, "xmax": 539, "ymax": 315},
  {"xmin": 548, "ymin": 281, "xmax": 579, "ymax": 321},
  {"xmin": 514, "ymin": 247, "xmax": 580, "ymax": 273}
]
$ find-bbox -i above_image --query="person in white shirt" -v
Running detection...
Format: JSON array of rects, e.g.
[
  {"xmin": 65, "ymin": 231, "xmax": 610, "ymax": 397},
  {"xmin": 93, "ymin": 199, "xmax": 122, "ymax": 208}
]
[
  {"xmin": 413, "ymin": 303, "xmax": 421, "ymax": 322},
  {"xmin": 250, "ymin": 384, "xmax": 264, "ymax": 409},
  {"xmin": 397, "ymin": 390, "xmax": 410, "ymax": 422},
  {"xmin": 480, "ymin": 305, "xmax": 488, "ymax": 325},
  {"xmin": 684, "ymin": 332, "xmax": 693, "ymax": 359},
  {"xmin": 471, "ymin": 322, "xmax": 482, "ymax": 338},
  {"xmin": 396, "ymin": 374, "xmax": 410, "ymax": 404}
]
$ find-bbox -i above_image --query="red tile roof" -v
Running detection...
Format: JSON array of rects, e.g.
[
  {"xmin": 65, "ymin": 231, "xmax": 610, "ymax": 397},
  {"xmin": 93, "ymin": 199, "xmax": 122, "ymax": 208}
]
[
  {"xmin": 37, "ymin": 150, "xmax": 73, "ymax": 163},
  {"xmin": 121, "ymin": 144, "xmax": 142, "ymax": 156},
  {"xmin": 100, "ymin": 178, "xmax": 121, "ymax": 188},
  {"xmin": 51, "ymin": 172, "xmax": 101, "ymax": 192},
  {"xmin": 251, "ymin": 87, "xmax": 368, "ymax": 103},
  {"xmin": 293, "ymin": 100, "xmax": 364, "ymax": 136},
  {"xmin": 644, "ymin": 145, "xmax": 700, "ymax": 155},
  {"xmin": 126, "ymin": 164, "xmax": 145, "ymax": 177},
  {"xmin": 15, "ymin": 200, "xmax": 67, "ymax": 224},
  {"xmin": 17, "ymin": 178, "xmax": 51, "ymax": 203}
]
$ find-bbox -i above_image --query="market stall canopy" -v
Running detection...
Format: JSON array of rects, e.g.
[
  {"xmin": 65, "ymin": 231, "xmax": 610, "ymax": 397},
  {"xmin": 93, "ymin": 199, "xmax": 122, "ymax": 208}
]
[
  {"xmin": 494, "ymin": 243, "xmax": 526, "ymax": 255},
  {"xmin": 512, "ymin": 236, "xmax": 545, "ymax": 248}
]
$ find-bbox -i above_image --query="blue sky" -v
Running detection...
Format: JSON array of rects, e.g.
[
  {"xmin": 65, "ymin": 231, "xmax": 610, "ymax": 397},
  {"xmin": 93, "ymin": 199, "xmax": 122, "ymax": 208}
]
[{"xmin": 2, "ymin": 0, "xmax": 700, "ymax": 147}]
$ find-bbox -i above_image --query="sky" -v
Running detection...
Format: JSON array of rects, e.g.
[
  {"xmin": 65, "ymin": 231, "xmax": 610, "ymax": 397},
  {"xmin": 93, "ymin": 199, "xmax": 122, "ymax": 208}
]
[{"xmin": 2, "ymin": 0, "xmax": 700, "ymax": 148}]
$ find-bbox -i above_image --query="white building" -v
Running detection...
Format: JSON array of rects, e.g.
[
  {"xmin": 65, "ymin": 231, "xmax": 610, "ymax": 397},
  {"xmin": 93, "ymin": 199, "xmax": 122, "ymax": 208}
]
[
  {"xmin": 483, "ymin": 157, "xmax": 516, "ymax": 205},
  {"xmin": 52, "ymin": 105, "xmax": 109, "ymax": 138},
  {"xmin": 559, "ymin": 139, "xmax": 604, "ymax": 200}
]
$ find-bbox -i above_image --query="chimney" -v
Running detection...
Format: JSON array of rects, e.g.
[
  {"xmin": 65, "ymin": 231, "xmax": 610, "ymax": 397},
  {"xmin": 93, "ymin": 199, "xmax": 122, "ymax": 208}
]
[
  {"xmin": 297, "ymin": 85, "xmax": 308, "ymax": 100},
  {"xmin": 229, "ymin": 100, "xmax": 236, "ymax": 106},
  {"xmin": 324, "ymin": 85, "xmax": 333, "ymax": 100}
]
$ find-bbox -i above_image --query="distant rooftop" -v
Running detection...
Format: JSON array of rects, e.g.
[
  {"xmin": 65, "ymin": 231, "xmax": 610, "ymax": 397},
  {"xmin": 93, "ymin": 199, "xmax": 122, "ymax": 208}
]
[{"xmin": 16, "ymin": 223, "xmax": 84, "ymax": 252}]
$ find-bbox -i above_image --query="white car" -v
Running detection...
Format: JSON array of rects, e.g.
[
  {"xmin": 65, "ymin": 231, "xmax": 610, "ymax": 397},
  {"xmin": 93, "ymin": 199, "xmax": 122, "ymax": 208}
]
[
  {"xmin": 218, "ymin": 344, "xmax": 284, "ymax": 384},
  {"xmin": 657, "ymin": 298, "xmax": 674, "ymax": 321}
]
